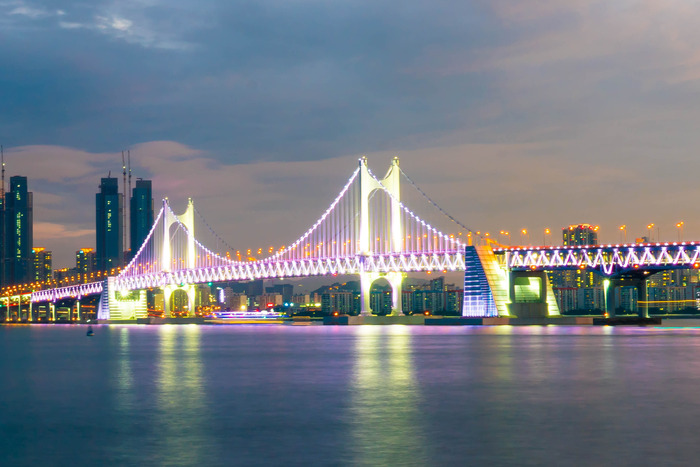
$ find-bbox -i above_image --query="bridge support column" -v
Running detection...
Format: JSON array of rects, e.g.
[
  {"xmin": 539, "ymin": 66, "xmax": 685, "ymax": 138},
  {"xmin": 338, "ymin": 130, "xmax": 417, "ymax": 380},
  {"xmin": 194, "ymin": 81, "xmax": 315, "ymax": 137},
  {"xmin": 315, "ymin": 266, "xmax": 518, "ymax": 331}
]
[
  {"xmin": 636, "ymin": 279, "xmax": 649, "ymax": 319},
  {"xmin": 360, "ymin": 272, "xmax": 373, "ymax": 316},
  {"xmin": 604, "ymin": 279, "xmax": 616, "ymax": 318},
  {"xmin": 506, "ymin": 270, "xmax": 557, "ymax": 318},
  {"xmin": 387, "ymin": 272, "xmax": 406, "ymax": 316},
  {"xmin": 604, "ymin": 276, "xmax": 648, "ymax": 318}
]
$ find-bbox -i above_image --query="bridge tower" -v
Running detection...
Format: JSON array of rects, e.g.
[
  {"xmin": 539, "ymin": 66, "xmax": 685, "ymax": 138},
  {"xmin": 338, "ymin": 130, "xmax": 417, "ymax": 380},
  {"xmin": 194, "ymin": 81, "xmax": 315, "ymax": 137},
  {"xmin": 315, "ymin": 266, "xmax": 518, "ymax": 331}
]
[
  {"xmin": 358, "ymin": 157, "xmax": 406, "ymax": 316},
  {"xmin": 162, "ymin": 198, "xmax": 196, "ymax": 317}
]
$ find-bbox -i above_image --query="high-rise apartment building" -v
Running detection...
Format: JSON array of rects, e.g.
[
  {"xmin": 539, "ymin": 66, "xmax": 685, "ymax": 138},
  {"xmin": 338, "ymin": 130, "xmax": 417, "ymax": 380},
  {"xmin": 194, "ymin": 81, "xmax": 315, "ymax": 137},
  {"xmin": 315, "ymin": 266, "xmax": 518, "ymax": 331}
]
[
  {"xmin": 95, "ymin": 177, "xmax": 123, "ymax": 272},
  {"xmin": 562, "ymin": 224, "xmax": 599, "ymax": 246},
  {"xmin": 552, "ymin": 223, "xmax": 602, "ymax": 312},
  {"xmin": 3, "ymin": 176, "xmax": 33, "ymax": 285},
  {"xmin": 76, "ymin": 248, "xmax": 97, "ymax": 274},
  {"xmin": 32, "ymin": 247, "xmax": 52, "ymax": 282},
  {"xmin": 130, "ymin": 179, "xmax": 153, "ymax": 256}
]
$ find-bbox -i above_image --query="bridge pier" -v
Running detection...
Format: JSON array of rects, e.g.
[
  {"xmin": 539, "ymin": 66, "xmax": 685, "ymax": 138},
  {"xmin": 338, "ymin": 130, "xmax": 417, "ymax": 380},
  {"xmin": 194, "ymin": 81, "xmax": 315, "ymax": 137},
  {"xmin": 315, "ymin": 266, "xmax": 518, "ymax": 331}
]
[
  {"xmin": 507, "ymin": 270, "xmax": 558, "ymax": 318},
  {"xmin": 604, "ymin": 276, "xmax": 649, "ymax": 318}
]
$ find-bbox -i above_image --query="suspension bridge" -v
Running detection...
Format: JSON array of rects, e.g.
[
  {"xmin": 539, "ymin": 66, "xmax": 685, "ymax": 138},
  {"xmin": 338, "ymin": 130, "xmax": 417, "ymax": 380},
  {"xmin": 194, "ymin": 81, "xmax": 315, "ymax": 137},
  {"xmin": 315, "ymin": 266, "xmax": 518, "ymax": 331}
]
[
  {"xmin": 29, "ymin": 157, "xmax": 470, "ymax": 320},
  {"xmin": 14, "ymin": 157, "xmax": 700, "ymax": 323}
]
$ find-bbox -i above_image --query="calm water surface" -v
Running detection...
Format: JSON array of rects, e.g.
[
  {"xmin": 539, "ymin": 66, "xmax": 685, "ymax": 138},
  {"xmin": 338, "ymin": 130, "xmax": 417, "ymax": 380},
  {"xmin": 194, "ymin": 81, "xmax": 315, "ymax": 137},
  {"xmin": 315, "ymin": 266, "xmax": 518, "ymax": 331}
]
[{"xmin": 2, "ymin": 324, "xmax": 700, "ymax": 466}]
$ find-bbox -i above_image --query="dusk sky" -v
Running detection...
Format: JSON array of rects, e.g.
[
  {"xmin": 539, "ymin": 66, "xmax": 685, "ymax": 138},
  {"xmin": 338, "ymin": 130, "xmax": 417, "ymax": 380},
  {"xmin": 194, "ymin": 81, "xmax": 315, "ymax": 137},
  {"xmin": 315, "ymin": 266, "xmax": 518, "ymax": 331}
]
[{"xmin": 2, "ymin": 0, "xmax": 700, "ymax": 268}]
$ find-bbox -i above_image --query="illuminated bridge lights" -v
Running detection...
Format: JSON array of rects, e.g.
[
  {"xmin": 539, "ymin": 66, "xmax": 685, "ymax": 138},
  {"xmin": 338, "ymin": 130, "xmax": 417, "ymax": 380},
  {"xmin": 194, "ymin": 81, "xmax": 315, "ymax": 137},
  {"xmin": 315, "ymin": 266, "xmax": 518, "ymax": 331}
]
[
  {"xmin": 31, "ymin": 159, "xmax": 473, "ymax": 307},
  {"xmin": 495, "ymin": 243, "xmax": 700, "ymax": 276}
]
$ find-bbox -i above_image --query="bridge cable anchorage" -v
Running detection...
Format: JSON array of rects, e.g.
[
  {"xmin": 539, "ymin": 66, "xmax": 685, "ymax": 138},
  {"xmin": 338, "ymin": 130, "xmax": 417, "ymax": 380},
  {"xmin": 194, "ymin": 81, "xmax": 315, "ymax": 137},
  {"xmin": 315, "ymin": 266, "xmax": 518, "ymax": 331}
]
[{"xmin": 396, "ymin": 166, "xmax": 481, "ymax": 241}]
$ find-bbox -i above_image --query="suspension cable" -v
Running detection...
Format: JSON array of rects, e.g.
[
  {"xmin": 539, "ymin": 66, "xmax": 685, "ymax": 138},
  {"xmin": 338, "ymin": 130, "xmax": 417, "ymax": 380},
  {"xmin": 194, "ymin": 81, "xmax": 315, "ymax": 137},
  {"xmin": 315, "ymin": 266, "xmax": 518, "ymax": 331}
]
[
  {"xmin": 397, "ymin": 166, "xmax": 481, "ymax": 239},
  {"xmin": 193, "ymin": 205, "xmax": 239, "ymax": 255}
]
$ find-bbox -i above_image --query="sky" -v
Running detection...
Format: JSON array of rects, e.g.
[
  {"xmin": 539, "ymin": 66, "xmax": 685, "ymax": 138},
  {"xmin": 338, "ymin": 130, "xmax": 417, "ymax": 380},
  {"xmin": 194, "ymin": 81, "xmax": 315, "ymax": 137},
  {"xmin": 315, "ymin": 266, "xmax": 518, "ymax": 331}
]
[{"xmin": 2, "ymin": 0, "xmax": 700, "ymax": 269}]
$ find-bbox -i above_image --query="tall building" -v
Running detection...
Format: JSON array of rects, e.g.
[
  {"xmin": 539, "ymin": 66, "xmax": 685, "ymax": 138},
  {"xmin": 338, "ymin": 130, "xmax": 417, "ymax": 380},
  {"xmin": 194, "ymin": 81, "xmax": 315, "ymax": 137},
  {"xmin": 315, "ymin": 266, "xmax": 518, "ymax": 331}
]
[
  {"xmin": 95, "ymin": 177, "xmax": 123, "ymax": 272},
  {"xmin": 3, "ymin": 176, "xmax": 33, "ymax": 285},
  {"xmin": 76, "ymin": 248, "xmax": 97, "ymax": 274},
  {"xmin": 562, "ymin": 224, "xmax": 599, "ymax": 246},
  {"xmin": 130, "ymin": 179, "xmax": 153, "ymax": 256},
  {"xmin": 32, "ymin": 247, "xmax": 52, "ymax": 282},
  {"xmin": 552, "ymin": 223, "xmax": 602, "ymax": 311}
]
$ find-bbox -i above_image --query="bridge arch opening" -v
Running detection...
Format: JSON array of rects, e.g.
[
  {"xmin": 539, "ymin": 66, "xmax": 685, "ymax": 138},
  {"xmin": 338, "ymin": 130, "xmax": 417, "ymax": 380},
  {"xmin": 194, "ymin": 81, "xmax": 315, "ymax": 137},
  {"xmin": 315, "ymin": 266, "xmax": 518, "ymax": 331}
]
[
  {"xmin": 169, "ymin": 289, "xmax": 190, "ymax": 317},
  {"xmin": 369, "ymin": 278, "xmax": 392, "ymax": 316}
]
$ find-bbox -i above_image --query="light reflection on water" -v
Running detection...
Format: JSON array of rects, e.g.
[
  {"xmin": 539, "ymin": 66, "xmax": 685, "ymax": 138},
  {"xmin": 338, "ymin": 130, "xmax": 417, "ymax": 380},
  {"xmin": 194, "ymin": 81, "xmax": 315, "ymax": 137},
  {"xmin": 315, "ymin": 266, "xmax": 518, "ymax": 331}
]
[
  {"xmin": 155, "ymin": 325, "xmax": 206, "ymax": 466},
  {"xmin": 6, "ymin": 325, "xmax": 700, "ymax": 465},
  {"xmin": 350, "ymin": 326, "xmax": 428, "ymax": 466}
]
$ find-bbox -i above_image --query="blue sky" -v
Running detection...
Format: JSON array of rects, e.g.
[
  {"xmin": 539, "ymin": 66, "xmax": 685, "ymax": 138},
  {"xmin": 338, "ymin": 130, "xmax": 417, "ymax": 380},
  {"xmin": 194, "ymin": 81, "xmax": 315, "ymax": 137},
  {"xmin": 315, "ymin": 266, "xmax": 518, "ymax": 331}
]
[{"xmin": 2, "ymin": 0, "xmax": 700, "ymax": 267}]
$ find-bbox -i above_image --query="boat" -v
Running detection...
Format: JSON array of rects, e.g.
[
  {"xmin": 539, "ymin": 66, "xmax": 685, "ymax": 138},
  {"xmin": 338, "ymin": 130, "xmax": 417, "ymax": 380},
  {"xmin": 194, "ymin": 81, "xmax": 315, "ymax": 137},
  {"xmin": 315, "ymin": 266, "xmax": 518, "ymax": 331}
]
[
  {"xmin": 86, "ymin": 326, "xmax": 94, "ymax": 337},
  {"xmin": 212, "ymin": 310, "xmax": 286, "ymax": 319}
]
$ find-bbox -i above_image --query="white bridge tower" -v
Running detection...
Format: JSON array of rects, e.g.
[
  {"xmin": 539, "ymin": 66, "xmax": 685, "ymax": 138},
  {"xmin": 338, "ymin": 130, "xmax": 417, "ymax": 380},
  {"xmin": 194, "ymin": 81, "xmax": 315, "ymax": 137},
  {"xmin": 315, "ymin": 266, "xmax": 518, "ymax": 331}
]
[
  {"xmin": 162, "ymin": 198, "xmax": 196, "ymax": 316},
  {"xmin": 359, "ymin": 156, "xmax": 406, "ymax": 316}
]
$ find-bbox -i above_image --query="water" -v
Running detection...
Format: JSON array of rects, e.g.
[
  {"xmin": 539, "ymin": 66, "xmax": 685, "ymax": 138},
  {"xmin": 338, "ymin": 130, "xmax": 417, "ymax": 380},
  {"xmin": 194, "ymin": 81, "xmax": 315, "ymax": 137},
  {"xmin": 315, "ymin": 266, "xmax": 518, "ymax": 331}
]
[{"xmin": 2, "ymin": 324, "xmax": 700, "ymax": 466}]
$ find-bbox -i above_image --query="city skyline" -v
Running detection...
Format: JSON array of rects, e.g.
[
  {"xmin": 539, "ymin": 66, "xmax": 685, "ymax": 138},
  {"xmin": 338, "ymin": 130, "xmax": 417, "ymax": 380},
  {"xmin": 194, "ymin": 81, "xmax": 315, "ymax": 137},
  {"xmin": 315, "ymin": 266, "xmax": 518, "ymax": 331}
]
[{"xmin": 3, "ymin": 2, "xmax": 700, "ymax": 268}]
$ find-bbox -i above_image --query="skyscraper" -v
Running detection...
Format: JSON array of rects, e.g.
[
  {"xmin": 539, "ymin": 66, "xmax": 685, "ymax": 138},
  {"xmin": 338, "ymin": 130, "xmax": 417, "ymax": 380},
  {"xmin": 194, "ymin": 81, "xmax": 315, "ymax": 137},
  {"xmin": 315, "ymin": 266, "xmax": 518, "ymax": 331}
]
[
  {"xmin": 3, "ymin": 176, "xmax": 33, "ymax": 285},
  {"xmin": 130, "ymin": 179, "xmax": 153, "ymax": 256},
  {"xmin": 95, "ymin": 177, "xmax": 123, "ymax": 272}
]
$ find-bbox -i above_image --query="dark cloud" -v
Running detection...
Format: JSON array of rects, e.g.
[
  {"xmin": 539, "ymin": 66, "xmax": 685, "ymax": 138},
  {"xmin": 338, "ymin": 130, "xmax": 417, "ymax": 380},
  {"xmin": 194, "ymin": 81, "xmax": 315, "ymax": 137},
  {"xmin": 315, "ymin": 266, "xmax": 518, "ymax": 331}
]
[{"xmin": 1, "ymin": 0, "xmax": 504, "ymax": 160}]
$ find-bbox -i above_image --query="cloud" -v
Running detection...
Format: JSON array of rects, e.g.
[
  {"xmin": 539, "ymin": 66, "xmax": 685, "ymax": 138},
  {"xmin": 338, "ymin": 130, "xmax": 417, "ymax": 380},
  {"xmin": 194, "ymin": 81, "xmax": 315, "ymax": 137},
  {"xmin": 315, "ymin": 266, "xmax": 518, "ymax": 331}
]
[
  {"xmin": 34, "ymin": 222, "xmax": 94, "ymax": 240},
  {"xmin": 3, "ymin": 0, "xmax": 700, "ymax": 270},
  {"xmin": 9, "ymin": 5, "xmax": 48, "ymax": 18}
]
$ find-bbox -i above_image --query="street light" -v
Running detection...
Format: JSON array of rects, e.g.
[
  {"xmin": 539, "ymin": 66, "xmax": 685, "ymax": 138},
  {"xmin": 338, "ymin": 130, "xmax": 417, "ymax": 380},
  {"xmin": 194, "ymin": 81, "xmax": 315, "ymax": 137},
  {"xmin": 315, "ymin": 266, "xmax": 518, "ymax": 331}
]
[
  {"xmin": 499, "ymin": 230, "xmax": 510, "ymax": 245},
  {"xmin": 521, "ymin": 228, "xmax": 529, "ymax": 245},
  {"xmin": 677, "ymin": 221, "xmax": 684, "ymax": 241},
  {"xmin": 619, "ymin": 225, "xmax": 627, "ymax": 243},
  {"xmin": 544, "ymin": 228, "xmax": 551, "ymax": 246},
  {"xmin": 647, "ymin": 223, "xmax": 655, "ymax": 242}
]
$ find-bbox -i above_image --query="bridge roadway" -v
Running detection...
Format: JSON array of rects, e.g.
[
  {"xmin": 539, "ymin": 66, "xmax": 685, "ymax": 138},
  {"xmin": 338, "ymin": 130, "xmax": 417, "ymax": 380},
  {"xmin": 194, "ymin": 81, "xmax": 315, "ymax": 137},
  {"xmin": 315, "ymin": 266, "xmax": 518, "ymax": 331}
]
[
  {"xmin": 30, "ymin": 250, "xmax": 465, "ymax": 303},
  {"xmin": 495, "ymin": 241, "xmax": 700, "ymax": 276}
]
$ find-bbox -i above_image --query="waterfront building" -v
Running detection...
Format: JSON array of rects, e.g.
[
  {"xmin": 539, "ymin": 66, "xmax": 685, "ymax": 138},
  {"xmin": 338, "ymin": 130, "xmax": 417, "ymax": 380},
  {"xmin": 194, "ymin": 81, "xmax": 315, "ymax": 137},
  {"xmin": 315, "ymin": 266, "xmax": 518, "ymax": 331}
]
[
  {"xmin": 618, "ymin": 286, "xmax": 638, "ymax": 312},
  {"xmin": 223, "ymin": 291, "xmax": 248, "ymax": 311},
  {"xmin": 431, "ymin": 276, "xmax": 445, "ymax": 292},
  {"xmin": 445, "ymin": 289, "xmax": 464, "ymax": 314},
  {"xmin": 53, "ymin": 267, "xmax": 79, "ymax": 283},
  {"xmin": 291, "ymin": 294, "xmax": 310, "ymax": 306},
  {"xmin": 76, "ymin": 248, "xmax": 97, "ymax": 274},
  {"xmin": 401, "ymin": 290, "xmax": 414, "ymax": 313},
  {"xmin": 31, "ymin": 247, "xmax": 52, "ymax": 282},
  {"xmin": 369, "ymin": 289, "xmax": 392, "ymax": 315},
  {"xmin": 130, "ymin": 179, "xmax": 153, "ymax": 256},
  {"xmin": 562, "ymin": 224, "xmax": 599, "ymax": 246},
  {"xmin": 266, "ymin": 284, "xmax": 293, "ymax": 303},
  {"xmin": 321, "ymin": 291, "xmax": 355, "ymax": 315},
  {"xmin": 258, "ymin": 293, "xmax": 283, "ymax": 309},
  {"xmin": 95, "ymin": 177, "xmax": 123, "ymax": 272},
  {"xmin": 551, "ymin": 224, "xmax": 602, "ymax": 309},
  {"xmin": 3, "ymin": 176, "xmax": 33, "ymax": 285},
  {"xmin": 554, "ymin": 287, "xmax": 578, "ymax": 313}
]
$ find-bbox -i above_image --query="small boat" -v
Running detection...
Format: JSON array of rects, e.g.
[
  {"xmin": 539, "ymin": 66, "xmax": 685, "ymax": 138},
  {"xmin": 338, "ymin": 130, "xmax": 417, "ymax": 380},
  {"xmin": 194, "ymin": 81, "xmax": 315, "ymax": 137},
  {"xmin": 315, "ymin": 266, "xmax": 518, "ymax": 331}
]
[{"xmin": 86, "ymin": 326, "xmax": 94, "ymax": 337}]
